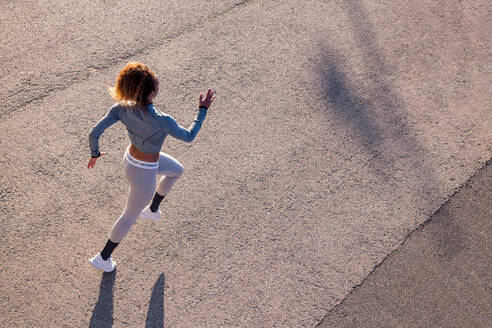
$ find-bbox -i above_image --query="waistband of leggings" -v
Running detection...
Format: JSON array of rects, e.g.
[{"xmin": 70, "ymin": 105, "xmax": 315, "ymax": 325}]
[{"xmin": 124, "ymin": 147, "xmax": 159, "ymax": 169}]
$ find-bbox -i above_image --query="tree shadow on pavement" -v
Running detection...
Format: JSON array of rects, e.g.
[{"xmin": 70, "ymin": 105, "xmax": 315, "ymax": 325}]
[
  {"xmin": 318, "ymin": 0, "xmax": 439, "ymax": 193},
  {"xmin": 320, "ymin": 52, "xmax": 393, "ymax": 157},
  {"xmin": 145, "ymin": 273, "xmax": 166, "ymax": 328},
  {"xmin": 318, "ymin": 1, "xmax": 409, "ymax": 180},
  {"xmin": 316, "ymin": 0, "xmax": 463, "ymax": 249},
  {"xmin": 89, "ymin": 270, "xmax": 116, "ymax": 328}
]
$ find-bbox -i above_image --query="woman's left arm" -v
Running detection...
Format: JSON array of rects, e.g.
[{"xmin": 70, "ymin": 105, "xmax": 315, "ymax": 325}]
[
  {"xmin": 159, "ymin": 89, "xmax": 215, "ymax": 143},
  {"xmin": 161, "ymin": 107, "xmax": 208, "ymax": 143}
]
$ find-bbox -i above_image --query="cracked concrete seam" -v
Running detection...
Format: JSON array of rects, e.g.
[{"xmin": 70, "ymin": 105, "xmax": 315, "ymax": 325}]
[{"xmin": 315, "ymin": 154, "xmax": 492, "ymax": 327}]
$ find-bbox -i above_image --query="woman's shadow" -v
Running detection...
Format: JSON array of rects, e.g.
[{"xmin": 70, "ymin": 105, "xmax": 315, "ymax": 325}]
[
  {"xmin": 145, "ymin": 273, "xmax": 166, "ymax": 328},
  {"xmin": 89, "ymin": 271, "xmax": 165, "ymax": 328}
]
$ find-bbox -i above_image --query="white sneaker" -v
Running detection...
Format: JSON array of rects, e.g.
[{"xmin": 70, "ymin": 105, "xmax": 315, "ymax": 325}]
[
  {"xmin": 140, "ymin": 205, "xmax": 162, "ymax": 221},
  {"xmin": 89, "ymin": 253, "xmax": 116, "ymax": 272}
]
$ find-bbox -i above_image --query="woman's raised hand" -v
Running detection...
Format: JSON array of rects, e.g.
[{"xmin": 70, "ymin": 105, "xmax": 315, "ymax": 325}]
[
  {"xmin": 199, "ymin": 89, "xmax": 215, "ymax": 109},
  {"xmin": 87, "ymin": 153, "xmax": 105, "ymax": 169}
]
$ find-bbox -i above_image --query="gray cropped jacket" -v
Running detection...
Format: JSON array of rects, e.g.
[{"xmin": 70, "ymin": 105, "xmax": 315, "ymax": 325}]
[{"xmin": 89, "ymin": 103, "xmax": 207, "ymax": 157}]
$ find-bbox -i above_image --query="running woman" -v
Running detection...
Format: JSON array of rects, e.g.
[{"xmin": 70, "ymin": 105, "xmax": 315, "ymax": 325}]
[{"xmin": 87, "ymin": 62, "xmax": 214, "ymax": 272}]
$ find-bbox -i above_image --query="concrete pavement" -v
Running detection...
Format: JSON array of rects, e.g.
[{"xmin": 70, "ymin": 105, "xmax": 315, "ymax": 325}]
[{"xmin": 1, "ymin": 0, "xmax": 491, "ymax": 327}]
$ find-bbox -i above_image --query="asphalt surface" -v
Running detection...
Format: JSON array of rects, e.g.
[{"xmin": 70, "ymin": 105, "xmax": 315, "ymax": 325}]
[
  {"xmin": 318, "ymin": 159, "xmax": 492, "ymax": 328},
  {"xmin": 1, "ymin": 0, "xmax": 491, "ymax": 327}
]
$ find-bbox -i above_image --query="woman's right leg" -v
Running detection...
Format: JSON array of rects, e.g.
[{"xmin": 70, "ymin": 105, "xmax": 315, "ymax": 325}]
[
  {"xmin": 156, "ymin": 152, "xmax": 184, "ymax": 196},
  {"xmin": 147, "ymin": 153, "xmax": 184, "ymax": 213}
]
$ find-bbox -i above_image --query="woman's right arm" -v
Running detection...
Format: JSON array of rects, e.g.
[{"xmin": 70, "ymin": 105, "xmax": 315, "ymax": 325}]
[{"xmin": 88, "ymin": 105, "xmax": 120, "ymax": 159}]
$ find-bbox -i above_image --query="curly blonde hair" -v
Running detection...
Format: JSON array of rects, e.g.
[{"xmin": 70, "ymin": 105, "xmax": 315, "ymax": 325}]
[{"xmin": 109, "ymin": 62, "xmax": 157, "ymax": 107}]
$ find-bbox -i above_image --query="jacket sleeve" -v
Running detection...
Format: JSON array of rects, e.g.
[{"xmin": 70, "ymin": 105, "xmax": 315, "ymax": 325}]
[
  {"xmin": 88, "ymin": 105, "xmax": 120, "ymax": 157},
  {"xmin": 159, "ymin": 107, "xmax": 207, "ymax": 143}
]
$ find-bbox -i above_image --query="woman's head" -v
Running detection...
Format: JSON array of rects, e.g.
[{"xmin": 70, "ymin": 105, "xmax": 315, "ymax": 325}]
[{"xmin": 110, "ymin": 62, "xmax": 158, "ymax": 107}]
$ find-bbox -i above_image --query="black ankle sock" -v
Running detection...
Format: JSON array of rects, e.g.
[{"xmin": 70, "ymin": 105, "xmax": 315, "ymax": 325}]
[
  {"xmin": 150, "ymin": 192, "xmax": 165, "ymax": 212},
  {"xmin": 100, "ymin": 239, "xmax": 119, "ymax": 260}
]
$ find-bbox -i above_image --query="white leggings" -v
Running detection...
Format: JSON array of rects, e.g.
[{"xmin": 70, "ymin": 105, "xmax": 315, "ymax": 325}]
[{"xmin": 109, "ymin": 151, "xmax": 184, "ymax": 243}]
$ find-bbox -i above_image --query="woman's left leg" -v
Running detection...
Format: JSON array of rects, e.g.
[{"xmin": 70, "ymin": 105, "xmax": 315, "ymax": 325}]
[
  {"xmin": 109, "ymin": 163, "xmax": 157, "ymax": 242},
  {"xmin": 90, "ymin": 162, "xmax": 156, "ymax": 271}
]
